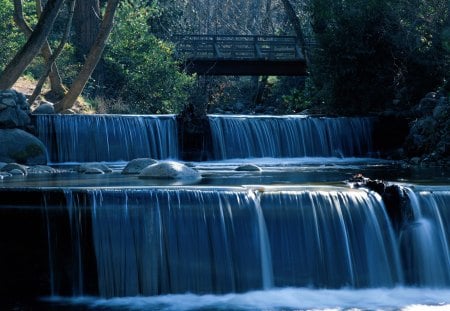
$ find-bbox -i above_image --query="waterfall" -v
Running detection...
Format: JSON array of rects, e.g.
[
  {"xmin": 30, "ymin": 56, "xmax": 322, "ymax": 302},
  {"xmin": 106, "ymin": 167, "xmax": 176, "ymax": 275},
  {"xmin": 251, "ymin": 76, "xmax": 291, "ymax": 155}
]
[
  {"xmin": 208, "ymin": 115, "xmax": 375, "ymax": 159},
  {"xmin": 261, "ymin": 188, "xmax": 402, "ymax": 288},
  {"xmin": 34, "ymin": 114, "xmax": 179, "ymax": 163},
  {"xmin": 400, "ymin": 188, "xmax": 450, "ymax": 286},
  {"xmin": 46, "ymin": 187, "xmax": 409, "ymax": 297}
]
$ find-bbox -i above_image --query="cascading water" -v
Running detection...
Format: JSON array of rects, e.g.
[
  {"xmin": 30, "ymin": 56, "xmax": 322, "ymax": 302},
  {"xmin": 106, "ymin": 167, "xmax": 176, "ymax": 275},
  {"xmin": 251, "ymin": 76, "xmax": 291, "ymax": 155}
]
[
  {"xmin": 208, "ymin": 115, "xmax": 375, "ymax": 159},
  {"xmin": 45, "ymin": 187, "xmax": 410, "ymax": 298},
  {"xmin": 34, "ymin": 114, "xmax": 179, "ymax": 163},
  {"xmin": 2, "ymin": 113, "xmax": 449, "ymax": 310},
  {"xmin": 400, "ymin": 188, "xmax": 450, "ymax": 286}
]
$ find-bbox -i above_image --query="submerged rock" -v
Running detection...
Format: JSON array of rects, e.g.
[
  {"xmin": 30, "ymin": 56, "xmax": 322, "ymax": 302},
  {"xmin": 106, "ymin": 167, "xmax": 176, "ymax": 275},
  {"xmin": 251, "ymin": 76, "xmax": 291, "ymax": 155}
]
[
  {"xmin": 0, "ymin": 129, "xmax": 47, "ymax": 165},
  {"xmin": 235, "ymin": 164, "xmax": 262, "ymax": 172},
  {"xmin": 122, "ymin": 158, "xmax": 158, "ymax": 174},
  {"xmin": 138, "ymin": 161, "xmax": 201, "ymax": 180},
  {"xmin": 83, "ymin": 168, "xmax": 105, "ymax": 174},
  {"xmin": 77, "ymin": 163, "xmax": 113, "ymax": 174},
  {"xmin": 0, "ymin": 163, "xmax": 28, "ymax": 176},
  {"xmin": 27, "ymin": 165, "xmax": 57, "ymax": 174}
]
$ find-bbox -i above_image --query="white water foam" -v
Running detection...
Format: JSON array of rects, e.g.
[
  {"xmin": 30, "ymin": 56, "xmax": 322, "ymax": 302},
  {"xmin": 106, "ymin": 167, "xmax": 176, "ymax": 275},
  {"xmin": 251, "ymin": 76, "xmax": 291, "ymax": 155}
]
[{"xmin": 44, "ymin": 287, "xmax": 450, "ymax": 310}]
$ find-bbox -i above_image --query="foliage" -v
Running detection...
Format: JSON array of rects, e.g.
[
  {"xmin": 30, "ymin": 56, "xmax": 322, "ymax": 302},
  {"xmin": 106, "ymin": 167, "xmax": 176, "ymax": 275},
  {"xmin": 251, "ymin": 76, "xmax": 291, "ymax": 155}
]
[
  {"xmin": 307, "ymin": 0, "xmax": 450, "ymax": 114},
  {"xmin": 103, "ymin": 3, "xmax": 193, "ymax": 114},
  {"xmin": 0, "ymin": 0, "xmax": 25, "ymax": 71},
  {"xmin": 281, "ymin": 77, "xmax": 316, "ymax": 113}
]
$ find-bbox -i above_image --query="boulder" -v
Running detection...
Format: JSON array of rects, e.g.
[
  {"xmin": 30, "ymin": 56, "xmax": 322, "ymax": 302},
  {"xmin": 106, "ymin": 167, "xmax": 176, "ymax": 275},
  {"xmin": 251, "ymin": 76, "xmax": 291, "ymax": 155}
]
[
  {"xmin": 0, "ymin": 107, "xmax": 31, "ymax": 128},
  {"xmin": 138, "ymin": 161, "xmax": 201, "ymax": 180},
  {"xmin": 0, "ymin": 129, "xmax": 47, "ymax": 165},
  {"xmin": 33, "ymin": 102, "xmax": 55, "ymax": 114},
  {"xmin": 235, "ymin": 164, "xmax": 262, "ymax": 172},
  {"xmin": 0, "ymin": 89, "xmax": 31, "ymax": 129},
  {"xmin": 122, "ymin": 158, "xmax": 157, "ymax": 174}
]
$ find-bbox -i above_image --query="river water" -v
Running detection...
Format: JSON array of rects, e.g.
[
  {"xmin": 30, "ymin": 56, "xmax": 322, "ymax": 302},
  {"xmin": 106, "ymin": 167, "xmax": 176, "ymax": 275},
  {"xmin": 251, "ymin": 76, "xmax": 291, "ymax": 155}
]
[{"xmin": 0, "ymin": 114, "xmax": 449, "ymax": 310}]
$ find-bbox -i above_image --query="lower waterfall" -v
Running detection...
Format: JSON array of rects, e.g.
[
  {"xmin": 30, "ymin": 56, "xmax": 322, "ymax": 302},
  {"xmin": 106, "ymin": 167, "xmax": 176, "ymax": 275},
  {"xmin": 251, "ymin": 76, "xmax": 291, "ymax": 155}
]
[{"xmin": 43, "ymin": 186, "xmax": 429, "ymax": 298}]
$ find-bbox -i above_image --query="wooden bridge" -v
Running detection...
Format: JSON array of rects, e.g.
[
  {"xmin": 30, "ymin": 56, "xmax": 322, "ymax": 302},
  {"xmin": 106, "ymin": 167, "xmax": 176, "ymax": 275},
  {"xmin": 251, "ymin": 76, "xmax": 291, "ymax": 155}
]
[{"xmin": 173, "ymin": 35, "xmax": 308, "ymax": 76}]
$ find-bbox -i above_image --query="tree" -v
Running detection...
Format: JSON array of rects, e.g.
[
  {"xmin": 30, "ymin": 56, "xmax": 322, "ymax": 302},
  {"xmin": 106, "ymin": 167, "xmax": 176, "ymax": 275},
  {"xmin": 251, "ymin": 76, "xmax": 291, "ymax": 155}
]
[
  {"xmin": 55, "ymin": 0, "xmax": 119, "ymax": 112},
  {"xmin": 12, "ymin": 0, "xmax": 66, "ymax": 97},
  {"xmin": 0, "ymin": 0, "xmax": 65, "ymax": 90},
  {"xmin": 306, "ymin": 0, "xmax": 449, "ymax": 113},
  {"xmin": 100, "ymin": 3, "xmax": 193, "ymax": 114},
  {"xmin": 28, "ymin": 0, "xmax": 76, "ymax": 104},
  {"xmin": 73, "ymin": 0, "xmax": 100, "ymax": 58},
  {"xmin": 280, "ymin": 0, "xmax": 308, "ymax": 62}
]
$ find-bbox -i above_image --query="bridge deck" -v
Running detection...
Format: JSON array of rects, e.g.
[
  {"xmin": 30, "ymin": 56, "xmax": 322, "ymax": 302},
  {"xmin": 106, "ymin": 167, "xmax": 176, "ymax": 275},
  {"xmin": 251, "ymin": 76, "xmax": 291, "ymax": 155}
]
[{"xmin": 174, "ymin": 35, "xmax": 308, "ymax": 76}]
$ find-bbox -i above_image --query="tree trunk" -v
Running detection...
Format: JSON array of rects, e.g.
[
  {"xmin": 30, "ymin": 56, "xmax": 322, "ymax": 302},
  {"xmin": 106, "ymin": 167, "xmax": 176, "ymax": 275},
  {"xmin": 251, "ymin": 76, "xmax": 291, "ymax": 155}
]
[
  {"xmin": 13, "ymin": 0, "xmax": 66, "ymax": 97},
  {"xmin": 29, "ymin": 0, "xmax": 76, "ymax": 104},
  {"xmin": 0, "ymin": 0, "xmax": 66, "ymax": 90},
  {"xmin": 74, "ymin": 0, "xmax": 100, "ymax": 57},
  {"xmin": 55, "ymin": 0, "xmax": 119, "ymax": 112},
  {"xmin": 280, "ymin": 0, "xmax": 309, "ymax": 63}
]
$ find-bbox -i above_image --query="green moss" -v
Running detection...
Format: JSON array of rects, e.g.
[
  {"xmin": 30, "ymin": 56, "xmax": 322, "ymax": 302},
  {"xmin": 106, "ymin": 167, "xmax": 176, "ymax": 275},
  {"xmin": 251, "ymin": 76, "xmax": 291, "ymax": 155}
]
[{"xmin": 9, "ymin": 143, "xmax": 44, "ymax": 163}]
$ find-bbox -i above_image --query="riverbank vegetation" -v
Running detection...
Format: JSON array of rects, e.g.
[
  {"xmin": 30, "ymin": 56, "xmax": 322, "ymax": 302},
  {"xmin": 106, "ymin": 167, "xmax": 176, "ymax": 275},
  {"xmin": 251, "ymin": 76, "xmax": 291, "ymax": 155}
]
[{"xmin": 0, "ymin": 0, "xmax": 449, "ymax": 115}]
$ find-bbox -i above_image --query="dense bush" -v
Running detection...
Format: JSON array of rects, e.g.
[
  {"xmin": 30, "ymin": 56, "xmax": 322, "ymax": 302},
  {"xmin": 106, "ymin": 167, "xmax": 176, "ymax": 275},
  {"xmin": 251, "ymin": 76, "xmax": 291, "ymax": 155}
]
[
  {"xmin": 307, "ymin": 0, "xmax": 450, "ymax": 114},
  {"xmin": 102, "ymin": 4, "xmax": 193, "ymax": 114}
]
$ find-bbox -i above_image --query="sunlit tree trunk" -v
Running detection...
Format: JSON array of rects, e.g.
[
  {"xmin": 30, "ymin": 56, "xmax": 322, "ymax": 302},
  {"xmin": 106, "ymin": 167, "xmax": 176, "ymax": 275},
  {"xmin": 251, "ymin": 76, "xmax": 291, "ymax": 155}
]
[
  {"xmin": 0, "ymin": 0, "xmax": 66, "ymax": 90},
  {"xmin": 12, "ymin": 0, "xmax": 66, "ymax": 97},
  {"xmin": 55, "ymin": 0, "xmax": 119, "ymax": 112},
  {"xmin": 29, "ymin": 0, "xmax": 76, "ymax": 104}
]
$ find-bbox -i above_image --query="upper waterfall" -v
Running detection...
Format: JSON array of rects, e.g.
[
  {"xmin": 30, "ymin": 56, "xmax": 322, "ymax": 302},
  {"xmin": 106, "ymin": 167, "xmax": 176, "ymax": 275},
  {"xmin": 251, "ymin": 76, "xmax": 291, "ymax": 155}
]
[
  {"xmin": 34, "ymin": 114, "xmax": 179, "ymax": 163},
  {"xmin": 209, "ymin": 115, "xmax": 375, "ymax": 159}
]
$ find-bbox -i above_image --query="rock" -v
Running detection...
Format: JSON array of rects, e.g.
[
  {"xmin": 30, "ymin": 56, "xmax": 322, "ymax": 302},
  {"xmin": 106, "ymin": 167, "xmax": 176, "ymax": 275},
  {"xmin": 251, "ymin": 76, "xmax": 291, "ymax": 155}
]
[
  {"xmin": 0, "ymin": 107, "xmax": 31, "ymax": 128},
  {"xmin": 235, "ymin": 164, "xmax": 262, "ymax": 172},
  {"xmin": 9, "ymin": 169, "xmax": 25, "ymax": 175},
  {"xmin": 138, "ymin": 161, "xmax": 201, "ymax": 180},
  {"xmin": 410, "ymin": 157, "xmax": 421, "ymax": 165},
  {"xmin": 0, "ymin": 172, "xmax": 12, "ymax": 179},
  {"xmin": 28, "ymin": 165, "xmax": 57, "ymax": 174},
  {"xmin": 432, "ymin": 97, "xmax": 449, "ymax": 121},
  {"xmin": 33, "ymin": 102, "xmax": 55, "ymax": 114},
  {"xmin": 0, "ymin": 129, "xmax": 47, "ymax": 165},
  {"xmin": 122, "ymin": 158, "xmax": 157, "ymax": 174},
  {"xmin": 382, "ymin": 184, "xmax": 411, "ymax": 231},
  {"xmin": 0, "ymin": 89, "xmax": 31, "ymax": 129},
  {"xmin": 0, "ymin": 163, "xmax": 28, "ymax": 176},
  {"xmin": 83, "ymin": 168, "xmax": 105, "ymax": 174},
  {"xmin": 77, "ymin": 163, "xmax": 113, "ymax": 174},
  {"xmin": 414, "ymin": 97, "xmax": 437, "ymax": 116}
]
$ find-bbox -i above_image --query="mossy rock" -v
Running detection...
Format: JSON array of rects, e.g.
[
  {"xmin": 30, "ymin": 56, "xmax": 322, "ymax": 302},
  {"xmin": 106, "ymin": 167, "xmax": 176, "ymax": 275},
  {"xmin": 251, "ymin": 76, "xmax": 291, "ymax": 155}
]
[{"xmin": 0, "ymin": 129, "xmax": 47, "ymax": 165}]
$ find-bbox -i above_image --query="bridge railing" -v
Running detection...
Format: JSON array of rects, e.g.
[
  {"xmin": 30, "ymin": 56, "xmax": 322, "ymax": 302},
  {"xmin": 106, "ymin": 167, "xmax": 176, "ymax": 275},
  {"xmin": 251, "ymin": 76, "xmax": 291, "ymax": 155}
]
[{"xmin": 173, "ymin": 34, "xmax": 306, "ymax": 61}]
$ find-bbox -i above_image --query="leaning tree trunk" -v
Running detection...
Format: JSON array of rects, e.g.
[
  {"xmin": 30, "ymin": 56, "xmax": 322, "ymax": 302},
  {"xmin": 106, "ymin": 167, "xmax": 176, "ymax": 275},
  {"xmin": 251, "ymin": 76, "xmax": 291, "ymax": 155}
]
[
  {"xmin": 0, "ymin": 0, "xmax": 66, "ymax": 90},
  {"xmin": 55, "ymin": 0, "xmax": 119, "ymax": 112},
  {"xmin": 29, "ymin": 0, "xmax": 76, "ymax": 105},
  {"xmin": 13, "ymin": 0, "xmax": 66, "ymax": 97}
]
